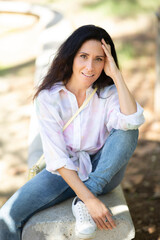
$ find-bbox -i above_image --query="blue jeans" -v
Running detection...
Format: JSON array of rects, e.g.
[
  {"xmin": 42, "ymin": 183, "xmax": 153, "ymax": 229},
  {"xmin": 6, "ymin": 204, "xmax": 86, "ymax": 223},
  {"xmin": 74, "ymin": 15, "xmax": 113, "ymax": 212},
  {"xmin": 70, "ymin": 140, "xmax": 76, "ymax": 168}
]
[{"xmin": 0, "ymin": 129, "xmax": 138, "ymax": 240}]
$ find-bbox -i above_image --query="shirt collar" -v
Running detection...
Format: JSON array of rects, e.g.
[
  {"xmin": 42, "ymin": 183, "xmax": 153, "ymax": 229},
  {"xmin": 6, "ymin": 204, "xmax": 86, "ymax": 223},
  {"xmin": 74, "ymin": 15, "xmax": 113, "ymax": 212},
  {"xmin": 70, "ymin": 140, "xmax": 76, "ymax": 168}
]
[
  {"xmin": 50, "ymin": 81, "xmax": 94, "ymax": 97},
  {"xmin": 49, "ymin": 82, "xmax": 65, "ymax": 95}
]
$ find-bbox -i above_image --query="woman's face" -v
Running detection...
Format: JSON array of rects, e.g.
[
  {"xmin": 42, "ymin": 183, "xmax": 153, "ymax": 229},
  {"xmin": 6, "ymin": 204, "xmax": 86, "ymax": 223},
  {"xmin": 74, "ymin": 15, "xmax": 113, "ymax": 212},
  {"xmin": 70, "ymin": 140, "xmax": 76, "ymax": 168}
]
[{"xmin": 70, "ymin": 39, "xmax": 105, "ymax": 88}]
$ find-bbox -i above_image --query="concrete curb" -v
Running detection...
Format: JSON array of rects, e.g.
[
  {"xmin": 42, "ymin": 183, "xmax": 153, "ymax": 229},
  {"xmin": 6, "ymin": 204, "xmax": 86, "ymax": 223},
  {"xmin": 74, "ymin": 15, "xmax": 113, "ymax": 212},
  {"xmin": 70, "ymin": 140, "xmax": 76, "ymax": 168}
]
[
  {"xmin": 0, "ymin": 1, "xmax": 59, "ymax": 29},
  {"xmin": 0, "ymin": 1, "xmax": 72, "ymax": 67}
]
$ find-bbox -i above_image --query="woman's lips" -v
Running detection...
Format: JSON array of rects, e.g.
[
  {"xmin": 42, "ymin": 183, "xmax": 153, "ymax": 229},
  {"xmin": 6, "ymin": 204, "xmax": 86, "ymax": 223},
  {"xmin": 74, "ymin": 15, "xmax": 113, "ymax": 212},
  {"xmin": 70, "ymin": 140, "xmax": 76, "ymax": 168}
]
[{"xmin": 82, "ymin": 72, "xmax": 94, "ymax": 77}]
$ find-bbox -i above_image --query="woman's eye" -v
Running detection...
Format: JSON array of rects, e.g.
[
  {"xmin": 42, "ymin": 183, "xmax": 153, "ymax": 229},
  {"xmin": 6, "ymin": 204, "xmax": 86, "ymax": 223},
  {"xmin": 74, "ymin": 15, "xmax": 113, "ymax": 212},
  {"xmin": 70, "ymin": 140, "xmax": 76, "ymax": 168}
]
[
  {"xmin": 96, "ymin": 58, "xmax": 103, "ymax": 62},
  {"xmin": 80, "ymin": 54, "xmax": 87, "ymax": 59}
]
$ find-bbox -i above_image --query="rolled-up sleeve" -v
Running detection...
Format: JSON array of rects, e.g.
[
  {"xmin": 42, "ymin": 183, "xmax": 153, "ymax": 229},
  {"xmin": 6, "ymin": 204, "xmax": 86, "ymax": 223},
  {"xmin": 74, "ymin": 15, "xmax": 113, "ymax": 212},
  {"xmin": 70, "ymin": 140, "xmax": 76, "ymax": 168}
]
[
  {"xmin": 35, "ymin": 91, "xmax": 77, "ymax": 174},
  {"xmin": 105, "ymin": 86, "xmax": 145, "ymax": 132}
]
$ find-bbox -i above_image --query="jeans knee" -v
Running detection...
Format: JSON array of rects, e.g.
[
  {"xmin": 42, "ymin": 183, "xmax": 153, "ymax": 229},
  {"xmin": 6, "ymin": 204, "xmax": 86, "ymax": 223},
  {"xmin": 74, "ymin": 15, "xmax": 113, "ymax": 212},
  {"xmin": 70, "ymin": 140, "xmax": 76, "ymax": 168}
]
[
  {"xmin": 110, "ymin": 128, "xmax": 139, "ymax": 152},
  {"xmin": 123, "ymin": 129, "xmax": 139, "ymax": 152}
]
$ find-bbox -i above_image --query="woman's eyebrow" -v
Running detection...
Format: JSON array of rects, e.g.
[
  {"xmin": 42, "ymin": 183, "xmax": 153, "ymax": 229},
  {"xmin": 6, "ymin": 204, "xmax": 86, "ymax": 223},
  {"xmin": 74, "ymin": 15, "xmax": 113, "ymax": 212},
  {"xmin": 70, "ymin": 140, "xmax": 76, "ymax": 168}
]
[
  {"xmin": 79, "ymin": 52, "xmax": 89, "ymax": 55},
  {"xmin": 97, "ymin": 55, "xmax": 105, "ymax": 58},
  {"xmin": 79, "ymin": 52, "xmax": 105, "ymax": 57}
]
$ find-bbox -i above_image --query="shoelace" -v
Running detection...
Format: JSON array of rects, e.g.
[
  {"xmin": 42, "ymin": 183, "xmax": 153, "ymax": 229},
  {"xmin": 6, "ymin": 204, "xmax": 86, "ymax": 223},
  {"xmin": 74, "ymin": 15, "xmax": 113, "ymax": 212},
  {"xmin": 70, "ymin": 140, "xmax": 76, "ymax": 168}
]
[{"xmin": 76, "ymin": 202, "xmax": 94, "ymax": 224}]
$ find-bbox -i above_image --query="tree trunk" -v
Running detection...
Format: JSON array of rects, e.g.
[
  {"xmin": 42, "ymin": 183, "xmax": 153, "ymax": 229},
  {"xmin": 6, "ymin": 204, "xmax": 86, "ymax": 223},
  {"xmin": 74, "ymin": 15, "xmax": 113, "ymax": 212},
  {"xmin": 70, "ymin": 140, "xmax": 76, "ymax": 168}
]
[{"xmin": 155, "ymin": 8, "xmax": 160, "ymax": 119}]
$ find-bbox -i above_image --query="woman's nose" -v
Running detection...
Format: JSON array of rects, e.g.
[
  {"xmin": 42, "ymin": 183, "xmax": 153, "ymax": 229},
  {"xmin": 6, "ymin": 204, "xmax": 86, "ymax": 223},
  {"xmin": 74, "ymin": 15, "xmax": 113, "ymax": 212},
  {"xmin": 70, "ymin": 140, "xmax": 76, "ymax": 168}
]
[{"xmin": 86, "ymin": 60, "xmax": 94, "ymax": 71}]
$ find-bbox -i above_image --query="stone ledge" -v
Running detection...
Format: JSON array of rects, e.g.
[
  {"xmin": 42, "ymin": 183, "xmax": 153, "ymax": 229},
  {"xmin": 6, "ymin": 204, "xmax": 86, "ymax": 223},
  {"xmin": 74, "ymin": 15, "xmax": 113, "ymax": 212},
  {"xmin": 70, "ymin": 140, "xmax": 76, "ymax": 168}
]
[
  {"xmin": 0, "ymin": 1, "xmax": 65, "ymax": 66},
  {"xmin": 22, "ymin": 185, "xmax": 135, "ymax": 240},
  {"xmin": 0, "ymin": 1, "xmax": 57, "ymax": 28}
]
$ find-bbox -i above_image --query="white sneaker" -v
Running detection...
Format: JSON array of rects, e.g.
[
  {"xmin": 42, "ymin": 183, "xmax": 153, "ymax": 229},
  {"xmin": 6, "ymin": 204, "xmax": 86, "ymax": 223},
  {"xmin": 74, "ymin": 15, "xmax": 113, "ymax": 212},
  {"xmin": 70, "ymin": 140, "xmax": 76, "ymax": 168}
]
[{"xmin": 72, "ymin": 197, "xmax": 97, "ymax": 239}]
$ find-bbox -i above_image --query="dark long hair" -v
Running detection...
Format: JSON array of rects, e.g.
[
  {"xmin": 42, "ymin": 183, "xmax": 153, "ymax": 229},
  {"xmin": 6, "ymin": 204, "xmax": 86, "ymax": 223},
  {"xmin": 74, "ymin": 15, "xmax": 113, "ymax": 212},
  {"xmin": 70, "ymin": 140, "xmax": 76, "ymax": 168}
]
[{"xmin": 33, "ymin": 25, "xmax": 119, "ymax": 99}]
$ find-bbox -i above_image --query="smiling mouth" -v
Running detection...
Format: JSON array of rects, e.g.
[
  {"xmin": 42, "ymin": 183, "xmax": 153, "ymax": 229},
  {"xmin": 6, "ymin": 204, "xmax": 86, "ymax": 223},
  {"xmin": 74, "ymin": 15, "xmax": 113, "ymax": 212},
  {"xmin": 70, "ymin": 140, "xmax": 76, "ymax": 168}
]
[{"xmin": 82, "ymin": 72, "xmax": 94, "ymax": 77}]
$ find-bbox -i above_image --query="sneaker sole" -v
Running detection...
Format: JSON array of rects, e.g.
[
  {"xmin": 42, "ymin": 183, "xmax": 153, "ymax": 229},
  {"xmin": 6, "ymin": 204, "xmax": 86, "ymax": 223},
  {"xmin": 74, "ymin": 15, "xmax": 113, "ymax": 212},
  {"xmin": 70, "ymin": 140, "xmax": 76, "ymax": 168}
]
[{"xmin": 75, "ymin": 227, "xmax": 96, "ymax": 239}]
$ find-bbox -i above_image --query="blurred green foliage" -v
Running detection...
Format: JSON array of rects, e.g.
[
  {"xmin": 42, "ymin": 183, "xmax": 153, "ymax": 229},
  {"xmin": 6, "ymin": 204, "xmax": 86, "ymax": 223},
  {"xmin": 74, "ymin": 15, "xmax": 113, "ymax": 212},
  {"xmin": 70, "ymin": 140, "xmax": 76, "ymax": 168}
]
[
  {"xmin": 80, "ymin": 0, "xmax": 160, "ymax": 18},
  {"xmin": 0, "ymin": 61, "xmax": 35, "ymax": 76},
  {"xmin": 45, "ymin": 0, "xmax": 160, "ymax": 18},
  {"xmin": 117, "ymin": 42, "xmax": 136, "ymax": 65}
]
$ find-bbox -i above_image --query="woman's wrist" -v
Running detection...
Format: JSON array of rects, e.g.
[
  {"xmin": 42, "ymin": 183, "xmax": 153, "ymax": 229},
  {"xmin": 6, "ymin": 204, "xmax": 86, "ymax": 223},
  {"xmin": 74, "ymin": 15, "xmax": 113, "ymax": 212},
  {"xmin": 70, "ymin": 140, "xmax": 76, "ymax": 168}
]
[
  {"xmin": 80, "ymin": 192, "xmax": 97, "ymax": 204},
  {"xmin": 58, "ymin": 167, "xmax": 96, "ymax": 203},
  {"xmin": 111, "ymin": 70, "xmax": 123, "ymax": 85}
]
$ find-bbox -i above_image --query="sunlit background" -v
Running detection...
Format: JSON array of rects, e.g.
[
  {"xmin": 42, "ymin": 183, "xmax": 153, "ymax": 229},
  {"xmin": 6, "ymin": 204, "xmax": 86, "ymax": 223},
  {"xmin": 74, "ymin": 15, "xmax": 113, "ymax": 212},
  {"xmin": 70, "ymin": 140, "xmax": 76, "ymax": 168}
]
[{"xmin": 0, "ymin": 0, "xmax": 160, "ymax": 239}]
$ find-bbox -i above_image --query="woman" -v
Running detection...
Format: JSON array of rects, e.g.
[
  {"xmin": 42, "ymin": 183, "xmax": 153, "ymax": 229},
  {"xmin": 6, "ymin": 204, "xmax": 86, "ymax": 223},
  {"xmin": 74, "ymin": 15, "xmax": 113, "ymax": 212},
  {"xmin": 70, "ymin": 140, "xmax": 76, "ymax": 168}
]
[{"xmin": 0, "ymin": 25, "xmax": 145, "ymax": 240}]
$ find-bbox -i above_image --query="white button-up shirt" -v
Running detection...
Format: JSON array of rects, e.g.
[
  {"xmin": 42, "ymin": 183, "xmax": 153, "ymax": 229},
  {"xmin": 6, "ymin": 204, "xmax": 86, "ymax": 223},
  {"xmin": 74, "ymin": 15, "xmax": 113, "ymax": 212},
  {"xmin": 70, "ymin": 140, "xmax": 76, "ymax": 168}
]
[{"xmin": 35, "ymin": 82, "xmax": 145, "ymax": 181}]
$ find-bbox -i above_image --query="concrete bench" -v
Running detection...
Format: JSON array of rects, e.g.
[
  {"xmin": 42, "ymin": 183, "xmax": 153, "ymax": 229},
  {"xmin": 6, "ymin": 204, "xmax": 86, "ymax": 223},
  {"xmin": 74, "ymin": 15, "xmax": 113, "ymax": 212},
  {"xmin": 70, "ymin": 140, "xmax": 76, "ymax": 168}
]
[{"xmin": 22, "ymin": 185, "xmax": 135, "ymax": 240}]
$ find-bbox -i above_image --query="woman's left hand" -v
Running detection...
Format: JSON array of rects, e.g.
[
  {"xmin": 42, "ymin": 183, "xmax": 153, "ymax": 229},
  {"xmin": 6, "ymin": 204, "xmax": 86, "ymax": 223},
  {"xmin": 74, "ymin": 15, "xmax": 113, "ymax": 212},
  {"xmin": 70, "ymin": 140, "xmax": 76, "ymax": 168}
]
[{"xmin": 101, "ymin": 38, "xmax": 120, "ymax": 81}]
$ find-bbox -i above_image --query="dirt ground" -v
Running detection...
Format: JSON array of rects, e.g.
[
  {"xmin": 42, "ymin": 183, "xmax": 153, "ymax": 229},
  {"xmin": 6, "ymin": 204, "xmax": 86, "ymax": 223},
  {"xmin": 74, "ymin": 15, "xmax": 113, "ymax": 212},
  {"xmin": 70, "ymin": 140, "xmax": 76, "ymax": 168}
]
[
  {"xmin": 123, "ymin": 139, "xmax": 160, "ymax": 240},
  {"xmin": 0, "ymin": 3, "xmax": 160, "ymax": 240}
]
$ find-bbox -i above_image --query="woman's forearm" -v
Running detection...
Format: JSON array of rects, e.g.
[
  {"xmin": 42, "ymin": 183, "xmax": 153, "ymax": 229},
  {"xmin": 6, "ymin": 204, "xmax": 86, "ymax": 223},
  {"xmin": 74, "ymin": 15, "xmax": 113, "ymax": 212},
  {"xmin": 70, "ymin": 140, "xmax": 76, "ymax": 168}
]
[
  {"xmin": 113, "ymin": 71, "xmax": 137, "ymax": 115},
  {"xmin": 57, "ymin": 167, "xmax": 96, "ymax": 202},
  {"xmin": 58, "ymin": 167, "xmax": 116, "ymax": 229}
]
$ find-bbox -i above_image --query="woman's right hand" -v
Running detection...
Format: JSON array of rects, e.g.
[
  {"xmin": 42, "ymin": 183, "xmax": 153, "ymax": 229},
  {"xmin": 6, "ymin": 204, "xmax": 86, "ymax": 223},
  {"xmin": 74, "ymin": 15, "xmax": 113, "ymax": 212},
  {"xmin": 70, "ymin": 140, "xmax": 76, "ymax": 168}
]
[
  {"xmin": 57, "ymin": 168, "xmax": 116, "ymax": 230},
  {"xmin": 84, "ymin": 197, "xmax": 116, "ymax": 230}
]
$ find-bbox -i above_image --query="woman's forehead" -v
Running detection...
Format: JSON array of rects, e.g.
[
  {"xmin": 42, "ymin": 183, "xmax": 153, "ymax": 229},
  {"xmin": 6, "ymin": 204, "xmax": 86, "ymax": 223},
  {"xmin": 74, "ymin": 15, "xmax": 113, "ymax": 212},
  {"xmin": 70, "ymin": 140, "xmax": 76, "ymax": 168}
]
[{"xmin": 78, "ymin": 39, "xmax": 105, "ymax": 56}]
